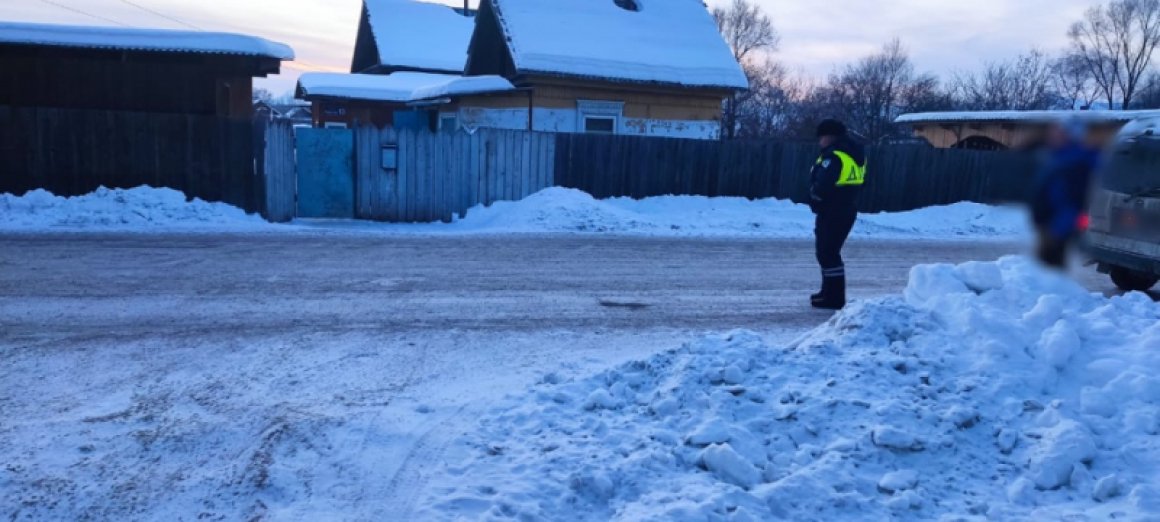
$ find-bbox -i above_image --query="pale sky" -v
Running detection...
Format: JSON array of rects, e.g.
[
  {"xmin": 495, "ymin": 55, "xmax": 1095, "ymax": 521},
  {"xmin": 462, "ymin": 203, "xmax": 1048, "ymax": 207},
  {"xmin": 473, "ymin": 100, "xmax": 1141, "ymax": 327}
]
[{"xmin": 1, "ymin": 0, "xmax": 1098, "ymax": 95}]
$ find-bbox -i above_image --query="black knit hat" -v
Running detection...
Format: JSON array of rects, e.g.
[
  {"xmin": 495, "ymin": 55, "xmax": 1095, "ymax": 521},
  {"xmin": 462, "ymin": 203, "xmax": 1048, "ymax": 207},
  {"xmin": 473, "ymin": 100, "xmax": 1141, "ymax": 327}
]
[{"xmin": 816, "ymin": 119, "xmax": 848, "ymax": 138}]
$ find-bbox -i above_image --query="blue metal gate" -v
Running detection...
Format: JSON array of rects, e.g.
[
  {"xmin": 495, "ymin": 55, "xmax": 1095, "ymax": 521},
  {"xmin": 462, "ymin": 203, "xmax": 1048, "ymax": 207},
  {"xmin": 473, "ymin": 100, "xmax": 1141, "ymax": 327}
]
[{"xmin": 296, "ymin": 128, "xmax": 354, "ymax": 218}]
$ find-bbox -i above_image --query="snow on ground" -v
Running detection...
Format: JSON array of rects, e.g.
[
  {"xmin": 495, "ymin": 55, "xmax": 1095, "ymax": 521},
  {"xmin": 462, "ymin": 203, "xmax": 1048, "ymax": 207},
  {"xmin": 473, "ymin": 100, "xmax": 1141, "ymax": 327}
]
[
  {"xmin": 418, "ymin": 257, "xmax": 1160, "ymax": 521},
  {"xmin": 0, "ymin": 187, "xmax": 270, "ymax": 231},
  {"xmin": 308, "ymin": 187, "xmax": 1030, "ymax": 240},
  {"xmin": 0, "ymin": 186, "xmax": 1027, "ymax": 239}
]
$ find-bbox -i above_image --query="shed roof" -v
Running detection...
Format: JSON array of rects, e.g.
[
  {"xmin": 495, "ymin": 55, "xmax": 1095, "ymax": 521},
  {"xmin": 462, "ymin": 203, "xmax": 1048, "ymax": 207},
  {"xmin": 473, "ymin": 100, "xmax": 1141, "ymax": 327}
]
[
  {"xmin": 896, "ymin": 110, "xmax": 1160, "ymax": 125},
  {"xmin": 0, "ymin": 21, "xmax": 294, "ymax": 60},
  {"xmin": 297, "ymin": 72, "xmax": 514, "ymax": 103},
  {"xmin": 354, "ymin": 0, "xmax": 475, "ymax": 74},
  {"xmin": 479, "ymin": 0, "xmax": 746, "ymax": 90}
]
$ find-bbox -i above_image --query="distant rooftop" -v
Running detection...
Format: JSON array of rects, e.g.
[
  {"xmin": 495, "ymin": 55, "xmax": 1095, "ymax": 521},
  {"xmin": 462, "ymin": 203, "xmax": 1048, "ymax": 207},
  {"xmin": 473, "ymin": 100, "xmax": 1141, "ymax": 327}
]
[
  {"xmin": 476, "ymin": 0, "xmax": 747, "ymax": 89},
  {"xmin": 354, "ymin": 0, "xmax": 475, "ymax": 74},
  {"xmin": 0, "ymin": 21, "xmax": 294, "ymax": 60},
  {"xmin": 896, "ymin": 110, "xmax": 1160, "ymax": 125}
]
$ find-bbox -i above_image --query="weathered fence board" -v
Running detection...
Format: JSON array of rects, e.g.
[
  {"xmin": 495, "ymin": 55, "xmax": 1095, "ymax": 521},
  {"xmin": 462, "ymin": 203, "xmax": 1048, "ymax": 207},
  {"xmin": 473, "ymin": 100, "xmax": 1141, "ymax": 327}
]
[
  {"xmin": 348, "ymin": 128, "xmax": 556, "ymax": 222},
  {"xmin": 261, "ymin": 119, "xmax": 296, "ymax": 222},
  {"xmin": 0, "ymin": 105, "xmax": 260, "ymax": 212},
  {"xmin": 554, "ymin": 134, "xmax": 1035, "ymax": 213},
  {"xmin": 352, "ymin": 127, "xmax": 556, "ymax": 222}
]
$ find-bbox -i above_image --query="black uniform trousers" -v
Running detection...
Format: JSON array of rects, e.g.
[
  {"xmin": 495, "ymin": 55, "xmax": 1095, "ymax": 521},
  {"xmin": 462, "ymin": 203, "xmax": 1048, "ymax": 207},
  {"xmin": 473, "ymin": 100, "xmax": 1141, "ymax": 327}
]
[{"xmin": 815, "ymin": 211, "xmax": 857, "ymax": 277}]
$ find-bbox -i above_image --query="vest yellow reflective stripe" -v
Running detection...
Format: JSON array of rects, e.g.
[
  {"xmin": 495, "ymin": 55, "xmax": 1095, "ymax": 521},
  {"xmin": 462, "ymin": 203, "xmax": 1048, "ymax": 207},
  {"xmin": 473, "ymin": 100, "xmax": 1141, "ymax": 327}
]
[{"xmin": 832, "ymin": 150, "xmax": 866, "ymax": 186}]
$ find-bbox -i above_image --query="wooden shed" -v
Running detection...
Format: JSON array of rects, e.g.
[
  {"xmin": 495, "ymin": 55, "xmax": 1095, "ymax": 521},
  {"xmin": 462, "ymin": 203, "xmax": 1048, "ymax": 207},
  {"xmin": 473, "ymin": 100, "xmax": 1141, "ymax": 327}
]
[
  {"xmin": 895, "ymin": 110, "xmax": 1160, "ymax": 150},
  {"xmin": 0, "ymin": 21, "xmax": 293, "ymax": 212}
]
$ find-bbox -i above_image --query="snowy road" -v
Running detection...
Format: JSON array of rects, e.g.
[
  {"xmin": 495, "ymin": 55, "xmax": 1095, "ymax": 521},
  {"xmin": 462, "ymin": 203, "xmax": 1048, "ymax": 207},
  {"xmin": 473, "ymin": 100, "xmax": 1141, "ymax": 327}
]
[
  {"xmin": 0, "ymin": 234, "xmax": 1111, "ymax": 520},
  {"xmin": 0, "ymin": 234, "xmax": 1054, "ymax": 337}
]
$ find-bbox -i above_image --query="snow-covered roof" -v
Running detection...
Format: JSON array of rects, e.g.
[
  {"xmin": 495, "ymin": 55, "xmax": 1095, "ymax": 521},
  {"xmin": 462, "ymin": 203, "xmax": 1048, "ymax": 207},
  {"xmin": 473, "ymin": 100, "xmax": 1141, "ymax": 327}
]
[
  {"xmin": 361, "ymin": 0, "xmax": 474, "ymax": 73},
  {"xmin": 297, "ymin": 72, "xmax": 514, "ymax": 103},
  {"xmin": 896, "ymin": 110, "xmax": 1160, "ymax": 125},
  {"xmin": 0, "ymin": 21, "xmax": 294, "ymax": 60},
  {"xmin": 485, "ymin": 0, "xmax": 747, "ymax": 90}
]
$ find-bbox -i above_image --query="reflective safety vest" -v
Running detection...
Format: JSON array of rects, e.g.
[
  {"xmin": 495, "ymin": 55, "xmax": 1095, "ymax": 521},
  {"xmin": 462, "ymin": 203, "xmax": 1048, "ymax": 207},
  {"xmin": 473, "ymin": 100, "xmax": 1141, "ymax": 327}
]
[{"xmin": 816, "ymin": 150, "xmax": 867, "ymax": 187}]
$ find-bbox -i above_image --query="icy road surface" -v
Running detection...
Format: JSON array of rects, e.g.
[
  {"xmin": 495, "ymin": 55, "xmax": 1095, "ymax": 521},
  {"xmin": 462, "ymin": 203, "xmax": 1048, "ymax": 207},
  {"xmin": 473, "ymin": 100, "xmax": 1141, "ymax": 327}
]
[{"xmin": 0, "ymin": 234, "xmax": 1112, "ymax": 520}]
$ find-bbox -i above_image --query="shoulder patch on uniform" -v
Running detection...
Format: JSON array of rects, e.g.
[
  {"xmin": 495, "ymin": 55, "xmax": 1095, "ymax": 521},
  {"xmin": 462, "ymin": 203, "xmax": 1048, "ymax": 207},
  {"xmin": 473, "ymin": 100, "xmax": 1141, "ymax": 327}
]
[{"xmin": 821, "ymin": 159, "xmax": 832, "ymax": 168}]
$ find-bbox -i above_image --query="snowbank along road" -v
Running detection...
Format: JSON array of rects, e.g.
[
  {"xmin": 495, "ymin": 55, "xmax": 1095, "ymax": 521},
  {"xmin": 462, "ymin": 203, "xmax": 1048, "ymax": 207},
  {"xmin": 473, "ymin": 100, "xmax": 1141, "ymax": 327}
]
[{"xmin": 0, "ymin": 233, "xmax": 1122, "ymax": 520}]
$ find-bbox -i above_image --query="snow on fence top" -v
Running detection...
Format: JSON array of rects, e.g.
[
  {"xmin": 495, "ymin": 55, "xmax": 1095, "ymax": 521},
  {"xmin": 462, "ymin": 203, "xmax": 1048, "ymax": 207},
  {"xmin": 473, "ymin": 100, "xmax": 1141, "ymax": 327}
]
[
  {"xmin": 0, "ymin": 21, "xmax": 294, "ymax": 60},
  {"xmin": 489, "ymin": 0, "xmax": 747, "ymax": 90},
  {"xmin": 297, "ymin": 72, "xmax": 514, "ymax": 103},
  {"xmin": 363, "ymin": 0, "xmax": 474, "ymax": 73},
  {"xmin": 896, "ymin": 109, "xmax": 1160, "ymax": 125}
]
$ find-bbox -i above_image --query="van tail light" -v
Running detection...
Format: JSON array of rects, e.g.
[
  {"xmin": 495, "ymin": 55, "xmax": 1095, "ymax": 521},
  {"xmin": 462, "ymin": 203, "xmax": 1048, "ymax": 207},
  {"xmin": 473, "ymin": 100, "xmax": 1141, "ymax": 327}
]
[{"xmin": 1077, "ymin": 213, "xmax": 1091, "ymax": 232}]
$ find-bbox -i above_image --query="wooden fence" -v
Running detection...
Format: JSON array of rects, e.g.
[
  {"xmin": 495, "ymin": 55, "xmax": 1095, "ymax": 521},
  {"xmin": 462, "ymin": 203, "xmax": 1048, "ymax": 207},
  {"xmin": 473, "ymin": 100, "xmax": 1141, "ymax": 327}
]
[
  {"xmin": 0, "ymin": 105, "xmax": 261, "ymax": 213},
  {"xmin": 259, "ymin": 119, "xmax": 296, "ymax": 223},
  {"xmin": 353, "ymin": 126, "xmax": 556, "ymax": 222},
  {"xmin": 554, "ymin": 134, "xmax": 1036, "ymax": 213}
]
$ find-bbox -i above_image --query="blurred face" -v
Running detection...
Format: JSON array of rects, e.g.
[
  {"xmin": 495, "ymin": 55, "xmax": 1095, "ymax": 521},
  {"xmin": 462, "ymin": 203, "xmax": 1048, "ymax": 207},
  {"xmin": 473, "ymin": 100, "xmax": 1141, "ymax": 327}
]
[{"xmin": 819, "ymin": 135, "xmax": 837, "ymax": 148}]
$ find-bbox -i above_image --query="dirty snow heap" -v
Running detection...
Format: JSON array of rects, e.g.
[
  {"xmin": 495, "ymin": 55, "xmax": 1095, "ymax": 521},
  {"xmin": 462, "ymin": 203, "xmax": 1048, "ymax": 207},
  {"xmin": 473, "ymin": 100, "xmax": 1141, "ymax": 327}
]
[
  {"xmin": 0, "ymin": 187, "xmax": 269, "ymax": 231},
  {"xmin": 419, "ymin": 257, "xmax": 1160, "ymax": 521}
]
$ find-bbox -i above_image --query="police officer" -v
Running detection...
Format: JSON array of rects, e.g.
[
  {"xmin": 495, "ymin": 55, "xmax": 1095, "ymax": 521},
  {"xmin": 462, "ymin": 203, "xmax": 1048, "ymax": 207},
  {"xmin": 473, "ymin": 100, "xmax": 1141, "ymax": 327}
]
[{"xmin": 809, "ymin": 119, "xmax": 865, "ymax": 310}]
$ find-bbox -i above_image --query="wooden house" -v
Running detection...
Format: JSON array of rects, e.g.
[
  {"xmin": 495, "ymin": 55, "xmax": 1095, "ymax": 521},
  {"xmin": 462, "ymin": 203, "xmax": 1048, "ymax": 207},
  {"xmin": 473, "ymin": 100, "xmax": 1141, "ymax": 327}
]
[
  {"xmin": 301, "ymin": 0, "xmax": 480, "ymax": 129},
  {"xmin": 297, "ymin": 71, "xmax": 514, "ymax": 129},
  {"xmin": 450, "ymin": 0, "xmax": 747, "ymax": 139},
  {"xmin": 0, "ymin": 21, "xmax": 293, "ymax": 212},
  {"xmin": 302, "ymin": 0, "xmax": 746, "ymax": 139}
]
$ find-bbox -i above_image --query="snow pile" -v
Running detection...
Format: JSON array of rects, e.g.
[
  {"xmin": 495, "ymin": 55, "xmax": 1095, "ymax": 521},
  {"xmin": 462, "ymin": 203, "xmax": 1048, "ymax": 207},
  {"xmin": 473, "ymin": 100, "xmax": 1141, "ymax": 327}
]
[
  {"xmin": 362, "ymin": 0, "xmax": 474, "ymax": 73},
  {"xmin": 0, "ymin": 187, "xmax": 269, "ymax": 231},
  {"xmin": 419, "ymin": 257, "xmax": 1160, "ymax": 521},
  {"xmin": 442, "ymin": 187, "xmax": 1026, "ymax": 239},
  {"xmin": 896, "ymin": 109, "xmax": 1160, "ymax": 125},
  {"xmin": 298, "ymin": 72, "xmax": 514, "ymax": 103}
]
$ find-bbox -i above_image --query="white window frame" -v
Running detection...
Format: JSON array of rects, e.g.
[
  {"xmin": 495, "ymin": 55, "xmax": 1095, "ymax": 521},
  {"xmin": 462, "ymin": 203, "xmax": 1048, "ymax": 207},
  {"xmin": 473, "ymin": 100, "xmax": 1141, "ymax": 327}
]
[{"xmin": 577, "ymin": 100, "xmax": 624, "ymax": 134}]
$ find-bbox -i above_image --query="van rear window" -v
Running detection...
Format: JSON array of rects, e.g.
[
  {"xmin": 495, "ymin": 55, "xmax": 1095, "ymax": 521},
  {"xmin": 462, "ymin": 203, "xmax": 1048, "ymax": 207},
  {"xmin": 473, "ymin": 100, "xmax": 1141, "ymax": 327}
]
[{"xmin": 1103, "ymin": 138, "xmax": 1160, "ymax": 194}]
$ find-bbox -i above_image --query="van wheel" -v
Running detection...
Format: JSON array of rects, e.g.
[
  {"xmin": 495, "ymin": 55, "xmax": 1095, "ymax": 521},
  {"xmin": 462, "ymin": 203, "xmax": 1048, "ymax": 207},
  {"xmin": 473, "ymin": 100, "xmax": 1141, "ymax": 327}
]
[{"xmin": 1110, "ymin": 267, "xmax": 1159, "ymax": 292}]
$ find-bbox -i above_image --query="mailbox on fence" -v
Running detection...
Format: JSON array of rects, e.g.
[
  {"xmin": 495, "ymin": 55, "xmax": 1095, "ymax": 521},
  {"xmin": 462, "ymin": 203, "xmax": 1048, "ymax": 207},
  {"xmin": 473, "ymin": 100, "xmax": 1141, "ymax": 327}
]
[{"xmin": 381, "ymin": 145, "xmax": 398, "ymax": 172}]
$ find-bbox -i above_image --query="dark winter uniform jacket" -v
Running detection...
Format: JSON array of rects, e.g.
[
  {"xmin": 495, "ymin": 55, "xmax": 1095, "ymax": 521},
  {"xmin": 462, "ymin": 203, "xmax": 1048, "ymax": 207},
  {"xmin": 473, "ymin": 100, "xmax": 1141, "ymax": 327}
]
[{"xmin": 810, "ymin": 137, "xmax": 866, "ymax": 216}]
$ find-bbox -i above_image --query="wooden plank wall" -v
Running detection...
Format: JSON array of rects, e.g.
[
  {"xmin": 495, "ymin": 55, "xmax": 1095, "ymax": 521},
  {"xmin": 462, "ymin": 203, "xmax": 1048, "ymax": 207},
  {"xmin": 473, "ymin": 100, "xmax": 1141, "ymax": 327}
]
[
  {"xmin": 354, "ymin": 127, "xmax": 556, "ymax": 222},
  {"xmin": 0, "ymin": 105, "xmax": 260, "ymax": 212},
  {"xmin": 261, "ymin": 119, "xmax": 296, "ymax": 222},
  {"xmin": 554, "ymin": 134, "xmax": 1037, "ymax": 213}
]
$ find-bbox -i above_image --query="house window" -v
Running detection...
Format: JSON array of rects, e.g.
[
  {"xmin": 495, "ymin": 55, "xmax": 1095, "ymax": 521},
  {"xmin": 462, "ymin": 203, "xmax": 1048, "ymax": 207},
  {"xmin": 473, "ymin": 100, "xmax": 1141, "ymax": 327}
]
[
  {"xmin": 576, "ymin": 100, "xmax": 624, "ymax": 135},
  {"xmin": 584, "ymin": 116, "xmax": 616, "ymax": 134},
  {"xmin": 440, "ymin": 115, "xmax": 458, "ymax": 133}
]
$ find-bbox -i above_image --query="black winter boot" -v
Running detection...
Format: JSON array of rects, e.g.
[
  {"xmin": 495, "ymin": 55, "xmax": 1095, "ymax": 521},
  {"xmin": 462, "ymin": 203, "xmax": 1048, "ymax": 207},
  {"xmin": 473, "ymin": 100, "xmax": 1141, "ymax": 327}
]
[{"xmin": 811, "ymin": 276, "xmax": 846, "ymax": 310}]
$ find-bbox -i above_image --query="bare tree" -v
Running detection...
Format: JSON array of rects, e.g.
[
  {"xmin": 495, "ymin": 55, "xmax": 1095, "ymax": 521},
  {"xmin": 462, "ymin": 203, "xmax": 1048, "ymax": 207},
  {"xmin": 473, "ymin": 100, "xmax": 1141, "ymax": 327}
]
[
  {"xmin": 713, "ymin": 0, "xmax": 779, "ymax": 63},
  {"xmin": 252, "ymin": 88, "xmax": 273, "ymax": 104},
  {"xmin": 817, "ymin": 39, "xmax": 930, "ymax": 143},
  {"xmin": 1052, "ymin": 53, "xmax": 1101, "ymax": 109},
  {"xmin": 1129, "ymin": 71, "xmax": 1160, "ymax": 107},
  {"xmin": 1068, "ymin": 0, "xmax": 1160, "ymax": 108},
  {"xmin": 734, "ymin": 62, "xmax": 816, "ymax": 138},
  {"xmin": 951, "ymin": 50, "xmax": 1058, "ymax": 110},
  {"xmin": 713, "ymin": 0, "xmax": 779, "ymax": 139}
]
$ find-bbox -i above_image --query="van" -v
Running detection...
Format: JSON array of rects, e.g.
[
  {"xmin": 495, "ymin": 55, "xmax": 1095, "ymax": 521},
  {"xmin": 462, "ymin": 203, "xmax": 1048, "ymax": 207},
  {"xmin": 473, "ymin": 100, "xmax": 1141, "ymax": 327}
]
[{"xmin": 1085, "ymin": 118, "xmax": 1160, "ymax": 292}]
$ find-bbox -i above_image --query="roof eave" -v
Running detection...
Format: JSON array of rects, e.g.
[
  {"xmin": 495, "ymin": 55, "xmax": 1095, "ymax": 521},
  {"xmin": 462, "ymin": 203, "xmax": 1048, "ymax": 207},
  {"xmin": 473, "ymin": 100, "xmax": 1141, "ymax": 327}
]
[{"xmin": 516, "ymin": 70, "xmax": 745, "ymax": 94}]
